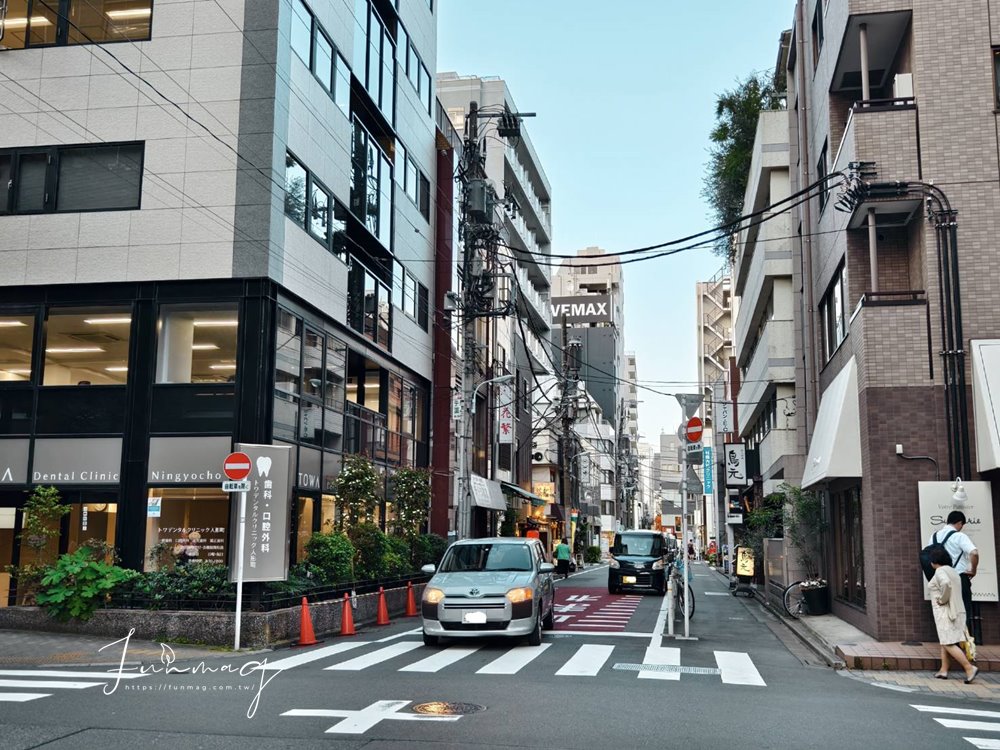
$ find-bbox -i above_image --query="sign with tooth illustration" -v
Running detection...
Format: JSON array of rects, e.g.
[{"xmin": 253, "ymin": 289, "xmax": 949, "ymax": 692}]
[{"xmin": 228, "ymin": 443, "xmax": 292, "ymax": 583}]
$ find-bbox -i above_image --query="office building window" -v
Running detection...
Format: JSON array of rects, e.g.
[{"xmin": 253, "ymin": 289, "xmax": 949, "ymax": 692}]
[
  {"xmin": 392, "ymin": 261, "xmax": 405, "ymax": 311},
  {"xmin": 42, "ymin": 307, "xmax": 132, "ymax": 386},
  {"xmin": 0, "ymin": 143, "xmax": 143, "ymax": 214},
  {"xmin": 309, "ymin": 178, "xmax": 330, "ymax": 242},
  {"xmin": 816, "ymin": 140, "xmax": 828, "ymax": 210},
  {"xmin": 155, "ymin": 304, "xmax": 238, "ymax": 384},
  {"xmin": 313, "ymin": 28, "xmax": 333, "ymax": 93},
  {"xmin": 291, "ymin": 0, "xmax": 312, "ymax": 65},
  {"xmin": 284, "ymin": 151, "xmax": 349, "ymax": 261},
  {"xmin": 353, "ymin": 0, "xmax": 393, "ymax": 122},
  {"xmin": 418, "ymin": 173, "xmax": 430, "ymax": 219},
  {"xmin": 0, "ymin": 0, "xmax": 152, "ymax": 49},
  {"xmin": 397, "ymin": 24, "xmax": 431, "ymax": 116},
  {"xmin": 0, "ymin": 313, "xmax": 35, "ymax": 382},
  {"xmin": 348, "ymin": 260, "xmax": 390, "ymax": 349},
  {"xmin": 284, "ymin": 153, "xmax": 307, "ymax": 225},
  {"xmin": 993, "ymin": 48, "xmax": 1000, "ymax": 109},
  {"xmin": 811, "ymin": 1, "xmax": 824, "ymax": 68},
  {"xmin": 819, "ymin": 261, "xmax": 848, "ymax": 361},
  {"xmin": 324, "ymin": 335, "xmax": 346, "ymax": 450},
  {"xmin": 350, "ymin": 120, "xmax": 391, "ymax": 247},
  {"xmin": 292, "ymin": 0, "xmax": 350, "ymax": 117}
]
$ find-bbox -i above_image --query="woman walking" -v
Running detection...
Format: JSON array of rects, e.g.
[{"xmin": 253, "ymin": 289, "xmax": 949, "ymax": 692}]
[{"xmin": 928, "ymin": 546, "xmax": 978, "ymax": 683}]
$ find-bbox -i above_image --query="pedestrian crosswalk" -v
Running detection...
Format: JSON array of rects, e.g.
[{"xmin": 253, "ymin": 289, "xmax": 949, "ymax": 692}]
[
  {"xmin": 261, "ymin": 639, "xmax": 766, "ymax": 685},
  {"xmin": 0, "ymin": 668, "xmax": 146, "ymax": 704},
  {"xmin": 912, "ymin": 704, "xmax": 1000, "ymax": 748}
]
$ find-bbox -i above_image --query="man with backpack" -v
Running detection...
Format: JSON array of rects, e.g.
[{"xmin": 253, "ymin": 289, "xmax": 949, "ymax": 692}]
[{"xmin": 926, "ymin": 511, "xmax": 979, "ymax": 631}]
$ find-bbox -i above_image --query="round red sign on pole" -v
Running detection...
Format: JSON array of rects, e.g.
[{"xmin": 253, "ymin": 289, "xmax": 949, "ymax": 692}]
[
  {"xmin": 223, "ymin": 452, "xmax": 252, "ymax": 481},
  {"xmin": 685, "ymin": 417, "xmax": 703, "ymax": 443}
]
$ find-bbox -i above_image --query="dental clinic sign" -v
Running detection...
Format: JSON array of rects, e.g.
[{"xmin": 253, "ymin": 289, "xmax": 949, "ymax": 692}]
[
  {"xmin": 228, "ymin": 443, "xmax": 292, "ymax": 583},
  {"xmin": 550, "ymin": 294, "xmax": 612, "ymax": 325}
]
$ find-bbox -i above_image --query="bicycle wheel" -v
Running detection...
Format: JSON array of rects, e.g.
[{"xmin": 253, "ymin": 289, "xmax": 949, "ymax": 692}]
[
  {"xmin": 783, "ymin": 581, "xmax": 807, "ymax": 619},
  {"xmin": 677, "ymin": 586, "xmax": 695, "ymax": 619}
]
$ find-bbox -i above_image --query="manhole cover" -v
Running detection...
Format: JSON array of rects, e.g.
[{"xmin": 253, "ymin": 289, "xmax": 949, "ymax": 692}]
[{"xmin": 412, "ymin": 702, "xmax": 486, "ymax": 716}]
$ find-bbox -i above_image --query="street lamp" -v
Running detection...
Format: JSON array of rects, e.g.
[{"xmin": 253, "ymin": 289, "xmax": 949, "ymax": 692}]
[{"xmin": 458, "ymin": 374, "xmax": 515, "ymax": 540}]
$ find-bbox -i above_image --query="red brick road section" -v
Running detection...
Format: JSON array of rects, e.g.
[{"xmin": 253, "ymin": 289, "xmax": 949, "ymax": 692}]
[{"xmin": 552, "ymin": 588, "xmax": 642, "ymax": 632}]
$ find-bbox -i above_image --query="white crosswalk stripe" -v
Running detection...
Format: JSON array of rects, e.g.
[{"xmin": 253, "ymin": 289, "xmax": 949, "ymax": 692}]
[
  {"xmin": 0, "ymin": 668, "xmax": 147, "ymax": 704},
  {"xmin": 324, "ymin": 642, "xmax": 423, "ymax": 671},
  {"xmin": 270, "ymin": 639, "xmax": 767, "ymax": 685},
  {"xmin": 911, "ymin": 704, "xmax": 1000, "ymax": 748},
  {"xmin": 555, "ymin": 645, "xmax": 614, "ymax": 677}
]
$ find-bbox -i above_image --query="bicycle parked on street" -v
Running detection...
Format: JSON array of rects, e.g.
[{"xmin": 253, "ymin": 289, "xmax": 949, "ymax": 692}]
[
  {"xmin": 782, "ymin": 580, "xmax": 810, "ymax": 619},
  {"xmin": 669, "ymin": 560, "xmax": 696, "ymax": 619}
]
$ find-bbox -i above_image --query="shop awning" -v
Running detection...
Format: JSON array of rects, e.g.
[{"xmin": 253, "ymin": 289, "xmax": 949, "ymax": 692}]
[
  {"xmin": 972, "ymin": 340, "xmax": 1000, "ymax": 471},
  {"xmin": 469, "ymin": 473, "xmax": 508, "ymax": 511},
  {"xmin": 501, "ymin": 482, "xmax": 546, "ymax": 506},
  {"xmin": 547, "ymin": 504, "xmax": 565, "ymax": 522},
  {"xmin": 801, "ymin": 356, "xmax": 863, "ymax": 488}
]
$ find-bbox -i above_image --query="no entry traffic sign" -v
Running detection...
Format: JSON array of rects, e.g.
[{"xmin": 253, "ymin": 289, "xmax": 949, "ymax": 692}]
[
  {"xmin": 685, "ymin": 417, "xmax": 703, "ymax": 443},
  {"xmin": 223, "ymin": 452, "xmax": 252, "ymax": 481}
]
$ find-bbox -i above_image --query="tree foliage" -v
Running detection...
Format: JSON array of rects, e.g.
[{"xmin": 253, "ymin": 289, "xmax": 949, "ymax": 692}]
[
  {"xmin": 330, "ymin": 455, "xmax": 381, "ymax": 531},
  {"xmin": 9, "ymin": 486, "xmax": 71, "ymax": 604},
  {"xmin": 390, "ymin": 467, "xmax": 431, "ymax": 539},
  {"xmin": 781, "ymin": 483, "xmax": 828, "ymax": 581},
  {"xmin": 36, "ymin": 547, "xmax": 138, "ymax": 622},
  {"xmin": 739, "ymin": 491, "xmax": 784, "ymax": 573},
  {"xmin": 702, "ymin": 71, "xmax": 780, "ymax": 261}
]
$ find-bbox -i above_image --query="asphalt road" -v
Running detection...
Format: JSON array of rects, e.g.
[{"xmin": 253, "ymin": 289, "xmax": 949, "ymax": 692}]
[{"xmin": 1, "ymin": 561, "xmax": 996, "ymax": 749}]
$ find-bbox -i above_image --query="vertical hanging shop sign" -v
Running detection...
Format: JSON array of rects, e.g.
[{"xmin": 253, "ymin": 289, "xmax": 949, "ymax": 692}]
[
  {"xmin": 718, "ymin": 400, "xmax": 734, "ymax": 433},
  {"xmin": 703, "ymin": 446, "xmax": 714, "ymax": 495},
  {"xmin": 724, "ymin": 442, "xmax": 747, "ymax": 487},
  {"xmin": 497, "ymin": 384, "xmax": 514, "ymax": 444}
]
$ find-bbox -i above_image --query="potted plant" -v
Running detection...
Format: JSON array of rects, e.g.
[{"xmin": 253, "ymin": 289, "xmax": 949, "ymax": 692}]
[{"xmin": 781, "ymin": 483, "xmax": 830, "ymax": 615}]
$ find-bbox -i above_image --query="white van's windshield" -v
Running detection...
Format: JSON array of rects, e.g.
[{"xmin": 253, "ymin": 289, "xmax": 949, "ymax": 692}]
[
  {"xmin": 440, "ymin": 543, "xmax": 533, "ymax": 572},
  {"xmin": 612, "ymin": 534, "xmax": 660, "ymax": 556}
]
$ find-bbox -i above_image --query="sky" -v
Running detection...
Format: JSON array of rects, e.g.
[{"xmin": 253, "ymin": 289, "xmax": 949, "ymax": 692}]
[{"xmin": 437, "ymin": 0, "xmax": 795, "ymax": 445}]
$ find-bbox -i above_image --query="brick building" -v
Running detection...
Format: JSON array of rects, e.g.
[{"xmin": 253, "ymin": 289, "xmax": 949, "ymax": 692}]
[{"xmin": 788, "ymin": 0, "xmax": 1000, "ymax": 641}]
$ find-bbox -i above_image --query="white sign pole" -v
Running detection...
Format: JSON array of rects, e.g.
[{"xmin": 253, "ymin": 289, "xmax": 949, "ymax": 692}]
[{"xmin": 233, "ymin": 489, "xmax": 247, "ymax": 651}]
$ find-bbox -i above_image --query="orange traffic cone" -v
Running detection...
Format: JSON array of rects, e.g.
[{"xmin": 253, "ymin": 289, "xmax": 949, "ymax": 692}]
[
  {"xmin": 294, "ymin": 596, "xmax": 322, "ymax": 647},
  {"xmin": 376, "ymin": 586, "xmax": 391, "ymax": 625},
  {"xmin": 340, "ymin": 592, "xmax": 356, "ymax": 636},
  {"xmin": 405, "ymin": 581, "xmax": 418, "ymax": 617}
]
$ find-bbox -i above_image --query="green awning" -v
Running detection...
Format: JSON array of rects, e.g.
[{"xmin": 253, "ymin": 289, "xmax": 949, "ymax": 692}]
[{"xmin": 501, "ymin": 482, "xmax": 546, "ymax": 506}]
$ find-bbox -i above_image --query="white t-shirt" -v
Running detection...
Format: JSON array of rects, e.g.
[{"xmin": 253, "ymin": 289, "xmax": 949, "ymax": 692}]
[{"xmin": 927, "ymin": 525, "xmax": 977, "ymax": 575}]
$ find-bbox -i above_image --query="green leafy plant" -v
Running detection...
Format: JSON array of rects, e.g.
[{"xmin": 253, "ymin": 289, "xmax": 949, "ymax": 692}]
[
  {"xmin": 302, "ymin": 532, "xmax": 355, "ymax": 584},
  {"xmin": 36, "ymin": 547, "xmax": 138, "ymax": 622},
  {"xmin": 390, "ymin": 468, "xmax": 431, "ymax": 539},
  {"xmin": 120, "ymin": 563, "xmax": 234, "ymax": 608},
  {"xmin": 8, "ymin": 485, "xmax": 71, "ymax": 604},
  {"xmin": 584, "ymin": 546, "xmax": 602, "ymax": 564},
  {"xmin": 739, "ymin": 492, "xmax": 784, "ymax": 577},
  {"xmin": 411, "ymin": 533, "xmax": 449, "ymax": 568},
  {"xmin": 347, "ymin": 522, "xmax": 413, "ymax": 580},
  {"xmin": 330, "ymin": 455, "xmax": 381, "ymax": 530},
  {"xmin": 702, "ymin": 70, "xmax": 782, "ymax": 261},
  {"xmin": 781, "ymin": 483, "xmax": 828, "ymax": 584}
]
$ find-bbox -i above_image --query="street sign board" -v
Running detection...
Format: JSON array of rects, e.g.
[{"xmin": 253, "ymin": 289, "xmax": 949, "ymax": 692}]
[
  {"xmin": 718, "ymin": 399, "xmax": 734, "ymax": 433},
  {"xmin": 724, "ymin": 443, "xmax": 748, "ymax": 487},
  {"xmin": 222, "ymin": 480, "xmax": 250, "ymax": 492},
  {"xmin": 223, "ymin": 452, "xmax": 252, "ymax": 481},
  {"xmin": 675, "ymin": 393, "xmax": 704, "ymax": 420},
  {"xmin": 684, "ymin": 465, "xmax": 703, "ymax": 495},
  {"xmin": 685, "ymin": 441, "xmax": 703, "ymax": 454},
  {"xmin": 703, "ymin": 447, "xmax": 714, "ymax": 495},
  {"xmin": 685, "ymin": 417, "xmax": 703, "ymax": 443}
]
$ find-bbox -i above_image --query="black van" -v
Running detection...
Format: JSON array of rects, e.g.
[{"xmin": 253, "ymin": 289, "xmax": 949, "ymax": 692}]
[{"xmin": 608, "ymin": 530, "xmax": 675, "ymax": 595}]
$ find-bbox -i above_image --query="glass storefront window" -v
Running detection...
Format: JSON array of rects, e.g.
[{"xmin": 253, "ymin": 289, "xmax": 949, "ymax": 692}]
[
  {"xmin": 296, "ymin": 496, "xmax": 314, "ymax": 562},
  {"xmin": 155, "ymin": 304, "xmax": 239, "ymax": 383},
  {"xmin": 0, "ymin": 314, "xmax": 35, "ymax": 382},
  {"xmin": 320, "ymin": 494, "xmax": 338, "ymax": 533},
  {"xmin": 0, "ymin": 508, "xmax": 15, "ymax": 607},
  {"xmin": 302, "ymin": 328, "xmax": 323, "ymax": 401},
  {"xmin": 43, "ymin": 307, "xmax": 132, "ymax": 386},
  {"xmin": 145, "ymin": 488, "xmax": 229, "ymax": 571},
  {"xmin": 276, "ymin": 309, "xmax": 302, "ymax": 396},
  {"xmin": 67, "ymin": 502, "xmax": 117, "ymax": 559}
]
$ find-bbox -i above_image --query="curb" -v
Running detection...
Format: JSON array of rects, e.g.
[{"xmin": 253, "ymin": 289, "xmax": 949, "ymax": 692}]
[{"xmin": 707, "ymin": 565, "xmax": 845, "ymax": 669}]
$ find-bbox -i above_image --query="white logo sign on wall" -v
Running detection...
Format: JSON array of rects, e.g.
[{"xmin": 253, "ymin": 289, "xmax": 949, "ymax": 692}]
[{"xmin": 724, "ymin": 443, "xmax": 748, "ymax": 487}]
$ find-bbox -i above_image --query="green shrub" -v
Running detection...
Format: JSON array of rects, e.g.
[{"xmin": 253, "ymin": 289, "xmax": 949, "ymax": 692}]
[
  {"xmin": 411, "ymin": 533, "xmax": 449, "ymax": 568},
  {"xmin": 36, "ymin": 547, "xmax": 139, "ymax": 622},
  {"xmin": 303, "ymin": 532, "xmax": 355, "ymax": 584},
  {"xmin": 122, "ymin": 563, "xmax": 234, "ymax": 606},
  {"xmin": 383, "ymin": 535, "xmax": 412, "ymax": 578},
  {"xmin": 348, "ymin": 522, "xmax": 390, "ymax": 580},
  {"xmin": 584, "ymin": 546, "xmax": 602, "ymax": 564}
]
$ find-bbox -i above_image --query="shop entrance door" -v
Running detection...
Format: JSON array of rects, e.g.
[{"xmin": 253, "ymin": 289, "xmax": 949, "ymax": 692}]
[{"xmin": 0, "ymin": 507, "xmax": 15, "ymax": 607}]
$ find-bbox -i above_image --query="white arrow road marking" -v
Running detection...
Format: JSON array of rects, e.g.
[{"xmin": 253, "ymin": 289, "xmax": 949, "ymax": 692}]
[
  {"xmin": 555, "ymin": 645, "xmax": 614, "ymax": 677},
  {"xmin": 259, "ymin": 641, "xmax": 370, "ymax": 671},
  {"xmin": 283, "ymin": 699, "xmax": 460, "ymax": 735},
  {"xmin": 325, "ymin": 642, "xmax": 422, "ymax": 671},
  {"xmin": 399, "ymin": 646, "xmax": 480, "ymax": 673},
  {"xmin": 704, "ymin": 592, "xmax": 730, "ymax": 596},
  {"xmin": 638, "ymin": 646, "xmax": 680, "ymax": 681},
  {"xmin": 476, "ymin": 645, "xmax": 550, "ymax": 675},
  {"xmin": 0, "ymin": 693, "xmax": 52, "ymax": 702},
  {"xmin": 715, "ymin": 651, "xmax": 766, "ymax": 686}
]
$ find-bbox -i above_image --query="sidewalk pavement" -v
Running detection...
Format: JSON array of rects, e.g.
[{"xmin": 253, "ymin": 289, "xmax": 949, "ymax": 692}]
[
  {"xmin": 0, "ymin": 629, "xmax": 249, "ymax": 667},
  {"xmin": 708, "ymin": 565, "xmax": 1000, "ymax": 703}
]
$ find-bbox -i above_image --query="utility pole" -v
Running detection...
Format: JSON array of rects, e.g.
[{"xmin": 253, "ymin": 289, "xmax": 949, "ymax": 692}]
[{"xmin": 455, "ymin": 101, "xmax": 534, "ymax": 540}]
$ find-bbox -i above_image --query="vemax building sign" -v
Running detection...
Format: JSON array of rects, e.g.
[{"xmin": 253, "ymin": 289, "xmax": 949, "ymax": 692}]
[{"xmin": 550, "ymin": 294, "xmax": 612, "ymax": 325}]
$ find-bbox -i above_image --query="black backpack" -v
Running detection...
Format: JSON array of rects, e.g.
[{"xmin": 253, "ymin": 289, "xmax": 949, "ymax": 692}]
[{"xmin": 919, "ymin": 529, "xmax": 964, "ymax": 581}]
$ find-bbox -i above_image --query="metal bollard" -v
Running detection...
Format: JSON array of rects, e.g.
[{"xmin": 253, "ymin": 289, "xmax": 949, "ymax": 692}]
[{"xmin": 666, "ymin": 574, "xmax": 675, "ymax": 637}]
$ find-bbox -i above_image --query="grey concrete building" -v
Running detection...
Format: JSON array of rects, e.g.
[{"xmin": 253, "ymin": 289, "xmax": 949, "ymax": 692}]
[{"xmin": 0, "ymin": 0, "xmax": 447, "ymax": 584}]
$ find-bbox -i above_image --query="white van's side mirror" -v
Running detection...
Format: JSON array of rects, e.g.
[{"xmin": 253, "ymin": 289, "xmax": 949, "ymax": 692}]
[{"xmin": 421, "ymin": 564, "xmax": 436, "ymax": 574}]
